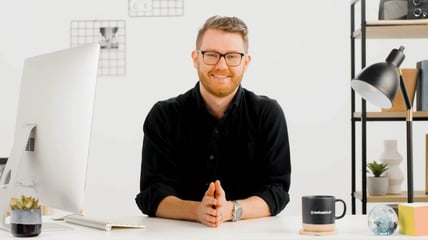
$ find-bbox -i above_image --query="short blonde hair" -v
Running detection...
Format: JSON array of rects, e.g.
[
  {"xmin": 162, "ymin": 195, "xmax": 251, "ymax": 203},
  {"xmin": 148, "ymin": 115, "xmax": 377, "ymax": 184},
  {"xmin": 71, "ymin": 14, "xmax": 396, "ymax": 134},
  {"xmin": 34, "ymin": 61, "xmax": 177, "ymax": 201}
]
[{"xmin": 196, "ymin": 15, "xmax": 249, "ymax": 52}]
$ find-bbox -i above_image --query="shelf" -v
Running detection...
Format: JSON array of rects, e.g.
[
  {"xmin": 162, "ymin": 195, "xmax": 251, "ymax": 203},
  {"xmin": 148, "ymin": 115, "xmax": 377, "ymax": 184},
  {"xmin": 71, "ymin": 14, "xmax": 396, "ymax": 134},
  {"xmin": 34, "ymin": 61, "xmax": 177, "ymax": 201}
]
[
  {"xmin": 350, "ymin": 0, "xmax": 428, "ymax": 215},
  {"xmin": 354, "ymin": 191, "xmax": 428, "ymax": 203},
  {"xmin": 353, "ymin": 111, "xmax": 428, "ymax": 121},
  {"xmin": 353, "ymin": 19, "xmax": 428, "ymax": 39}
]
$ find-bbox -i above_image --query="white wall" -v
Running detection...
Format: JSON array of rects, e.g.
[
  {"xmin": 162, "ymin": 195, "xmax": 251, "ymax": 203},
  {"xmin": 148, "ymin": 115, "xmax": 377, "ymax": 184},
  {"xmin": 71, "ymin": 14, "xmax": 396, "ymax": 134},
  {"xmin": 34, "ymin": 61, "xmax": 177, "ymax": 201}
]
[{"xmin": 0, "ymin": 0, "xmax": 426, "ymax": 217}]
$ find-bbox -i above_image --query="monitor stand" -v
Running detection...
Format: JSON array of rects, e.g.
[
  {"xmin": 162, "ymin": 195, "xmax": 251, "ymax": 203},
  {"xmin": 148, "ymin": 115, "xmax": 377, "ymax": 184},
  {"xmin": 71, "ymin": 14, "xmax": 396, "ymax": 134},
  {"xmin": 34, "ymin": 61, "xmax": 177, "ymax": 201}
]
[{"xmin": 0, "ymin": 124, "xmax": 35, "ymax": 232}]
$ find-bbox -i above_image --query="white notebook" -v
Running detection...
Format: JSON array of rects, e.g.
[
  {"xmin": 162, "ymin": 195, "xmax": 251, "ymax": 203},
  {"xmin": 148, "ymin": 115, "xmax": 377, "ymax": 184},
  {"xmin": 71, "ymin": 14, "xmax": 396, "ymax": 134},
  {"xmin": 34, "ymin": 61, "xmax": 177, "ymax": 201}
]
[{"xmin": 62, "ymin": 214, "xmax": 145, "ymax": 231}]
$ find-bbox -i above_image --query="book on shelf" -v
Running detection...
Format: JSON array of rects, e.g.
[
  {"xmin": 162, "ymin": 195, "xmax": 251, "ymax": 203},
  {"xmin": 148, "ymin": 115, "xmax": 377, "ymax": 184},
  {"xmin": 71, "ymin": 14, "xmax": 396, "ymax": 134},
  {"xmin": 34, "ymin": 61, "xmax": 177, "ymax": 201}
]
[{"xmin": 417, "ymin": 60, "xmax": 428, "ymax": 111}]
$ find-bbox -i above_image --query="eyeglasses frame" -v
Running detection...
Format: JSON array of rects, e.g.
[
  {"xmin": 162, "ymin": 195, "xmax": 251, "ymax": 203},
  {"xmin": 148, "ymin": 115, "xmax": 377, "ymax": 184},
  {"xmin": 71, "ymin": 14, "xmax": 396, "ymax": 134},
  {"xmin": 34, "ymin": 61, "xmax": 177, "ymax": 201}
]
[{"xmin": 197, "ymin": 50, "xmax": 246, "ymax": 67}]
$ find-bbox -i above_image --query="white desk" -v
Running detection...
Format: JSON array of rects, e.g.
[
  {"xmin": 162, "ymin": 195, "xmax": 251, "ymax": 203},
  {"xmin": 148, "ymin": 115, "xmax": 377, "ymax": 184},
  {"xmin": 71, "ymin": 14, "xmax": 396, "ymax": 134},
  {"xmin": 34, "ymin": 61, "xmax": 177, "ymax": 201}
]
[{"xmin": 0, "ymin": 214, "xmax": 422, "ymax": 239}]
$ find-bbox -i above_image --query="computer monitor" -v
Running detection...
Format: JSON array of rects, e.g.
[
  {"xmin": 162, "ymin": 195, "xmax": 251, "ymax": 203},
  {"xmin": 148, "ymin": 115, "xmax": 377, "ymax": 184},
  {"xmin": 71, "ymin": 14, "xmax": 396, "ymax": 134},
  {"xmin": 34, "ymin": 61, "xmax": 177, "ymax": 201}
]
[{"xmin": 0, "ymin": 43, "xmax": 100, "ymax": 231}]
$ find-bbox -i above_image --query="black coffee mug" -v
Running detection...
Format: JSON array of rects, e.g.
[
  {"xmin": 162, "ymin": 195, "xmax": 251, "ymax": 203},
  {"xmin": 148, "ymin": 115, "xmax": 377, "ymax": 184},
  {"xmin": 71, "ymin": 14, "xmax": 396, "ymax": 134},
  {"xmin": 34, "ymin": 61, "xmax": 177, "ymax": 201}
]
[{"xmin": 301, "ymin": 195, "xmax": 346, "ymax": 233}]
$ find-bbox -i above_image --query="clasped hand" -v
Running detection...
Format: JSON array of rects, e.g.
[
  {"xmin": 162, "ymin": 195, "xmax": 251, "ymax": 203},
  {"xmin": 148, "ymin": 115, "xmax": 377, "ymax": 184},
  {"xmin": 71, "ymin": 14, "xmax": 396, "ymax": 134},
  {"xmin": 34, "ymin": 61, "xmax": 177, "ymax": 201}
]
[{"xmin": 196, "ymin": 180, "xmax": 232, "ymax": 227}]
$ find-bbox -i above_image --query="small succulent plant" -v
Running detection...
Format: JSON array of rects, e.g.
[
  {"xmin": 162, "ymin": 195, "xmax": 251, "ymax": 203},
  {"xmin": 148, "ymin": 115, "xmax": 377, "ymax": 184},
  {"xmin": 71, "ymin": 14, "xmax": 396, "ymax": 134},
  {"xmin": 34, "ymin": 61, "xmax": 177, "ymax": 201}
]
[
  {"xmin": 367, "ymin": 160, "xmax": 389, "ymax": 177},
  {"xmin": 9, "ymin": 195, "xmax": 40, "ymax": 210}
]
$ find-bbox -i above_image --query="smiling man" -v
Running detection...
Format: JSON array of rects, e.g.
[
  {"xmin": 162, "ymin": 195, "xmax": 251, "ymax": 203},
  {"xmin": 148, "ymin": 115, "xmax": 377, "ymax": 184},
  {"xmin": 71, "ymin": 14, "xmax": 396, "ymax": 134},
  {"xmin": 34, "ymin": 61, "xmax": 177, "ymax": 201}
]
[{"xmin": 135, "ymin": 15, "xmax": 292, "ymax": 227}]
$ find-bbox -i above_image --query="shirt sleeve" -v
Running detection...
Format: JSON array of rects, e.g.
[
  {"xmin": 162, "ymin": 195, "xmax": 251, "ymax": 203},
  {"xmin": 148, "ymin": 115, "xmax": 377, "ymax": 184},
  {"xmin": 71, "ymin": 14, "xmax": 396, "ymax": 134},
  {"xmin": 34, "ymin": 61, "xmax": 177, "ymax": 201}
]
[
  {"xmin": 253, "ymin": 99, "xmax": 291, "ymax": 216},
  {"xmin": 135, "ymin": 102, "xmax": 179, "ymax": 216}
]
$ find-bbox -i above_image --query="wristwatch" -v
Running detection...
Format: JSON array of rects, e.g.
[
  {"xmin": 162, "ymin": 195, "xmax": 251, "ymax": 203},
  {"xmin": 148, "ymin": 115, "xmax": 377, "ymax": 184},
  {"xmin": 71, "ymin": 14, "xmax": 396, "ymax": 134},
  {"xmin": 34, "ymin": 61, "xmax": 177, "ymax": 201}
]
[{"xmin": 232, "ymin": 200, "xmax": 243, "ymax": 222}]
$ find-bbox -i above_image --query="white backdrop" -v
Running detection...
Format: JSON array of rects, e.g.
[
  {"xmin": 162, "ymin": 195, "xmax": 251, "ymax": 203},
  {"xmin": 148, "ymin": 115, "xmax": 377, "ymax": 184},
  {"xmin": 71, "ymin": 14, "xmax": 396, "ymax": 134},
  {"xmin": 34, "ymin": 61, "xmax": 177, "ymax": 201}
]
[{"xmin": 1, "ymin": 0, "xmax": 427, "ymax": 217}]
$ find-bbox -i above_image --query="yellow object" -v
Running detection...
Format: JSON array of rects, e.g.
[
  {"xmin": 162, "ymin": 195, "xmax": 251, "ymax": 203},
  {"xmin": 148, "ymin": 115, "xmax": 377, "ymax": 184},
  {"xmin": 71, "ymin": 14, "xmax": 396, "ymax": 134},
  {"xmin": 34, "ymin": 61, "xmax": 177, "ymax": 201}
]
[{"xmin": 398, "ymin": 203, "xmax": 428, "ymax": 236}]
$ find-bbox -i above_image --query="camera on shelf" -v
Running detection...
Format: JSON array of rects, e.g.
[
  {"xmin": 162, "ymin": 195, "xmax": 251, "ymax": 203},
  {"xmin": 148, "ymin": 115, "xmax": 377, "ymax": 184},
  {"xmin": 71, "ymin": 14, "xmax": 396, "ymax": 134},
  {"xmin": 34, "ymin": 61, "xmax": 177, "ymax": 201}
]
[
  {"xmin": 408, "ymin": 0, "xmax": 428, "ymax": 19},
  {"xmin": 379, "ymin": 0, "xmax": 407, "ymax": 20},
  {"xmin": 379, "ymin": 0, "xmax": 428, "ymax": 20}
]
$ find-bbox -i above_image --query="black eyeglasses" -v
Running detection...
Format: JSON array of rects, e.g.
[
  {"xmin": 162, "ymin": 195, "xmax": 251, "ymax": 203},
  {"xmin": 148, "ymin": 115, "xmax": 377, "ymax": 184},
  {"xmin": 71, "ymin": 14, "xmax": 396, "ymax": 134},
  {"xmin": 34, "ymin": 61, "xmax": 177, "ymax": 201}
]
[{"xmin": 198, "ymin": 50, "xmax": 245, "ymax": 67}]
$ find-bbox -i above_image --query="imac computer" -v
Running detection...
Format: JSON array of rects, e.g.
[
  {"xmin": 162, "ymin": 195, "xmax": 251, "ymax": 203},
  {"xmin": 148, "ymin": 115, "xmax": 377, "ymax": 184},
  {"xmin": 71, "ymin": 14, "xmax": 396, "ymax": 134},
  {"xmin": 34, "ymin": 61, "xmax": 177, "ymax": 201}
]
[{"xmin": 0, "ymin": 43, "xmax": 100, "ymax": 231}]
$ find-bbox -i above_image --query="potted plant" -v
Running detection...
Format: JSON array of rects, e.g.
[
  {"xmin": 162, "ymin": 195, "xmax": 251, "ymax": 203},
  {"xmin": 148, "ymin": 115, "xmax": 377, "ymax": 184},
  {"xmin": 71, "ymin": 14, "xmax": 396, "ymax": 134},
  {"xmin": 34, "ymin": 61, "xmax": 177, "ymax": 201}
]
[
  {"xmin": 9, "ymin": 195, "xmax": 42, "ymax": 237},
  {"xmin": 367, "ymin": 160, "xmax": 389, "ymax": 196}
]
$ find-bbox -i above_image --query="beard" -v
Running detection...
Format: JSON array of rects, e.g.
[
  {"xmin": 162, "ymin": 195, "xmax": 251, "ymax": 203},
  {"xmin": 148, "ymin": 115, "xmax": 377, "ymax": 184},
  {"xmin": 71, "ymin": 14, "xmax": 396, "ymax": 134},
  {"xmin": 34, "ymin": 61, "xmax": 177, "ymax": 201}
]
[{"xmin": 198, "ymin": 69, "xmax": 243, "ymax": 98}]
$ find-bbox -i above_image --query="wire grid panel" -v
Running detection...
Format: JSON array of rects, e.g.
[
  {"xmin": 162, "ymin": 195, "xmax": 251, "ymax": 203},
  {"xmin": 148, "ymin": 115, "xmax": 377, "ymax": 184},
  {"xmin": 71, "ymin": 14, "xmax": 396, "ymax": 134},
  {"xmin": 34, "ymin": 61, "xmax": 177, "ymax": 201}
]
[
  {"xmin": 129, "ymin": 0, "xmax": 184, "ymax": 17},
  {"xmin": 70, "ymin": 20, "xmax": 126, "ymax": 76}
]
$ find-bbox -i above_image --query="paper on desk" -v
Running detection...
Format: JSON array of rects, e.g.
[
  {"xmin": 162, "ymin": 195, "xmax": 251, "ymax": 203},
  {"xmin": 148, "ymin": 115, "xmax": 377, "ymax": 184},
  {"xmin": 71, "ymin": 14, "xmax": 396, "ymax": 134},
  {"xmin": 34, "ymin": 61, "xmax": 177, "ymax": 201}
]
[{"xmin": 63, "ymin": 214, "xmax": 145, "ymax": 231}]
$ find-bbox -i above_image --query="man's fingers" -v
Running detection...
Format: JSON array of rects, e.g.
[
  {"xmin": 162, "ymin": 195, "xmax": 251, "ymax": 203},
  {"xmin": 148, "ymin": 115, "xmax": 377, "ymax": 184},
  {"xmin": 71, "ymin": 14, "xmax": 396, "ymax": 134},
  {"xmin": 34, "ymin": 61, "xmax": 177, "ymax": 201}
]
[{"xmin": 205, "ymin": 182, "xmax": 216, "ymax": 197}]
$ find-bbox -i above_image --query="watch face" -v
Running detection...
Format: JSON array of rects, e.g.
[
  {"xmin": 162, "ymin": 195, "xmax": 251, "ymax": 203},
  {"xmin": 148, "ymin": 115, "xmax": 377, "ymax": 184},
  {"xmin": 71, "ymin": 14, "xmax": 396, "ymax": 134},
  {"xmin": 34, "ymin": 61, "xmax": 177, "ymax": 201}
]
[
  {"xmin": 236, "ymin": 206, "xmax": 243, "ymax": 219},
  {"xmin": 233, "ymin": 201, "xmax": 243, "ymax": 221}
]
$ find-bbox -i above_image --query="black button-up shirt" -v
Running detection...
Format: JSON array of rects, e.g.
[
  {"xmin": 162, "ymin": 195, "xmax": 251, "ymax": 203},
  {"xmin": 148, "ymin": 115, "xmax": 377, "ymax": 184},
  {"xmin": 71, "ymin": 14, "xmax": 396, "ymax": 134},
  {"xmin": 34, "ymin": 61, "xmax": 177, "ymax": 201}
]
[{"xmin": 136, "ymin": 83, "xmax": 291, "ymax": 217}]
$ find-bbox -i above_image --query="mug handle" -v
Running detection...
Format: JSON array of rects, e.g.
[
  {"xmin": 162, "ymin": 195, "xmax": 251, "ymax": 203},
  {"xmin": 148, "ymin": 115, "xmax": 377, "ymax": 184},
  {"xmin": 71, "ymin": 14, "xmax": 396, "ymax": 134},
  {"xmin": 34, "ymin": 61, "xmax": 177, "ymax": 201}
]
[{"xmin": 335, "ymin": 199, "xmax": 346, "ymax": 219}]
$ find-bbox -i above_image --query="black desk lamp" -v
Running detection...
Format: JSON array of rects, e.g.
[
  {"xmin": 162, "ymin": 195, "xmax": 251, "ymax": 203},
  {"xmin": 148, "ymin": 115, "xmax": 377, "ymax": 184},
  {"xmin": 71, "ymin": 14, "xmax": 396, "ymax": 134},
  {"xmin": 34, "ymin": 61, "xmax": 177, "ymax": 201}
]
[{"xmin": 351, "ymin": 46, "xmax": 414, "ymax": 203}]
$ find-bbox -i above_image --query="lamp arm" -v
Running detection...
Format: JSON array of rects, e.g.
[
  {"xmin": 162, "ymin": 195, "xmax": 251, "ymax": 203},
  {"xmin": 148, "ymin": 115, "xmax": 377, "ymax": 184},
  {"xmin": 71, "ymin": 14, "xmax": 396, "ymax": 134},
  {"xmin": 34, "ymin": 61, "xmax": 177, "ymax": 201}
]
[
  {"xmin": 399, "ymin": 73, "xmax": 412, "ymax": 111},
  {"xmin": 398, "ymin": 72, "xmax": 414, "ymax": 203},
  {"xmin": 406, "ymin": 116, "xmax": 414, "ymax": 203}
]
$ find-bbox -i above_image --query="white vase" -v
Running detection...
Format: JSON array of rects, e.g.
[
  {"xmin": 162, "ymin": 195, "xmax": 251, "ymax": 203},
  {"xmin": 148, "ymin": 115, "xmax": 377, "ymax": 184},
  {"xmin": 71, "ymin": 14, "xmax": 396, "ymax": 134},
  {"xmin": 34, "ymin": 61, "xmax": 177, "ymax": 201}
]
[{"xmin": 379, "ymin": 139, "xmax": 404, "ymax": 194}]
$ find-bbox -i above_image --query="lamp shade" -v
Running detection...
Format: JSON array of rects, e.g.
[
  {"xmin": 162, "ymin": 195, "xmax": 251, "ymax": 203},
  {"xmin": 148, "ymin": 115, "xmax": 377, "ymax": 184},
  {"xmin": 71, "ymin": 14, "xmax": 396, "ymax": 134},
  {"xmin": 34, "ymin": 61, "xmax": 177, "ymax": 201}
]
[{"xmin": 351, "ymin": 46, "xmax": 405, "ymax": 109}]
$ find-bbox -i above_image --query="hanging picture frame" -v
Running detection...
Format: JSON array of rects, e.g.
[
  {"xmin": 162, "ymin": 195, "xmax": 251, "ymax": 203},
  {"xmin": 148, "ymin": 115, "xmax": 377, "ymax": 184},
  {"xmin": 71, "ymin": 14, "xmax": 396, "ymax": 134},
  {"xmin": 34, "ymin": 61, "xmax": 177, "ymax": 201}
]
[
  {"xmin": 128, "ymin": 0, "xmax": 184, "ymax": 17},
  {"xmin": 70, "ymin": 20, "xmax": 126, "ymax": 76}
]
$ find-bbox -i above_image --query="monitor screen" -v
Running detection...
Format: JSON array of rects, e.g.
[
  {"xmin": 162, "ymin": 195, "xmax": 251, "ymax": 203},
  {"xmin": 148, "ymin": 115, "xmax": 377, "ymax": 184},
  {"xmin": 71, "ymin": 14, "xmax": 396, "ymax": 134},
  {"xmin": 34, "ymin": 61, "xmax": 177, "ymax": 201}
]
[{"xmin": 0, "ymin": 43, "xmax": 100, "ymax": 231}]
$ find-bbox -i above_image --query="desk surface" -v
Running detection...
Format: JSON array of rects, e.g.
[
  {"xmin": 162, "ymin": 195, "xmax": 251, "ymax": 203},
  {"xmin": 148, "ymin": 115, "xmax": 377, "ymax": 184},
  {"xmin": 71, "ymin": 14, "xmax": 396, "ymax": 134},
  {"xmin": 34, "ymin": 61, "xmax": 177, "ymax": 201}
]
[{"xmin": 0, "ymin": 214, "xmax": 420, "ymax": 239}]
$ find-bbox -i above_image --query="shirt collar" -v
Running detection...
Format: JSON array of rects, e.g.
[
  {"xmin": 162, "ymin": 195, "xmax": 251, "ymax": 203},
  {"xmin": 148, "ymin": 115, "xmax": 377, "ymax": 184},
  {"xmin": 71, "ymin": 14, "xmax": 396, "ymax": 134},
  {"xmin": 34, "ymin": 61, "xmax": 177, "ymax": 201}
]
[
  {"xmin": 226, "ymin": 85, "xmax": 242, "ymax": 115},
  {"xmin": 193, "ymin": 82, "xmax": 205, "ymax": 111}
]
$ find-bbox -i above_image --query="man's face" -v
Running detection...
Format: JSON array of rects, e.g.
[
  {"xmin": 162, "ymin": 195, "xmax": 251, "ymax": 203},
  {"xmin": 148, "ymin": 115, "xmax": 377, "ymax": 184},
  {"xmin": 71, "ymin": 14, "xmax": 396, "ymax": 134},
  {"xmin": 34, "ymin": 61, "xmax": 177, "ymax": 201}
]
[{"xmin": 192, "ymin": 29, "xmax": 251, "ymax": 98}]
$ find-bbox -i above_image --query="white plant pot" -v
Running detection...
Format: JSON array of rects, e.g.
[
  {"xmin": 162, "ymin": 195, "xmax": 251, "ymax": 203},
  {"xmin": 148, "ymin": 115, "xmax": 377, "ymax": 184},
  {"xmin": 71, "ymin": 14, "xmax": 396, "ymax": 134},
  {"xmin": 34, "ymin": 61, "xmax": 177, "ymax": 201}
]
[
  {"xmin": 367, "ymin": 176, "xmax": 389, "ymax": 196},
  {"xmin": 10, "ymin": 208, "xmax": 42, "ymax": 237}
]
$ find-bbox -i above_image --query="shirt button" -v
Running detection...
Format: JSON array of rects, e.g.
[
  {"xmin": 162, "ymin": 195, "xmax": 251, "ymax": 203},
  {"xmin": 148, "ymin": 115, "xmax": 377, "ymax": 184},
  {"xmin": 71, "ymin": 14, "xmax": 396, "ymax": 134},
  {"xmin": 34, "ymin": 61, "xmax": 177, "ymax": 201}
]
[{"xmin": 213, "ymin": 128, "xmax": 219, "ymax": 136}]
